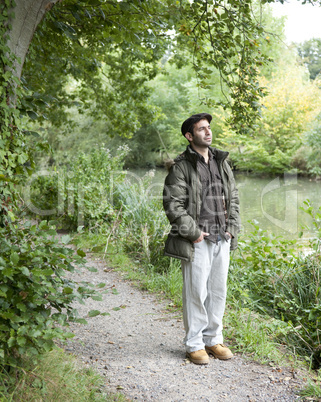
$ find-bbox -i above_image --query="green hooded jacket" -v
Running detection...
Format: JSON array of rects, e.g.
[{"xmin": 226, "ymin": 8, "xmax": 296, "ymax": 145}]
[{"xmin": 163, "ymin": 145, "xmax": 240, "ymax": 261}]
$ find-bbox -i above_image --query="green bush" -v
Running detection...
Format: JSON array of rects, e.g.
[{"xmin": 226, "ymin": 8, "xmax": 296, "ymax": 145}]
[
  {"xmin": 273, "ymin": 254, "xmax": 321, "ymax": 368},
  {"xmin": 0, "ymin": 220, "xmax": 92, "ymax": 366},
  {"xmin": 230, "ymin": 209, "xmax": 321, "ymax": 368},
  {"xmin": 27, "ymin": 146, "xmax": 129, "ymax": 229},
  {"xmin": 305, "ymin": 115, "xmax": 321, "ymax": 177}
]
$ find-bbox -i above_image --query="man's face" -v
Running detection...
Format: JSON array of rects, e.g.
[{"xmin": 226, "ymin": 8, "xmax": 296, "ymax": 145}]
[{"xmin": 185, "ymin": 119, "xmax": 212, "ymax": 148}]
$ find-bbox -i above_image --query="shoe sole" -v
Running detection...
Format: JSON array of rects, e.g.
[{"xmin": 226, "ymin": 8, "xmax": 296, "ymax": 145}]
[
  {"xmin": 186, "ymin": 353, "xmax": 209, "ymax": 365},
  {"xmin": 205, "ymin": 347, "xmax": 233, "ymax": 360}
]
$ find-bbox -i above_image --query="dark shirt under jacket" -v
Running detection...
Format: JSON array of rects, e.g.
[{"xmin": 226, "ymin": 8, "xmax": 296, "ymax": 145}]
[{"xmin": 193, "ymin": 147, "xmax": 227, "ymax": 243}]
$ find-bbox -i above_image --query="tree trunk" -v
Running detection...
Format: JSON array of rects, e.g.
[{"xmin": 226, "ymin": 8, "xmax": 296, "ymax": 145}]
[{"xmin": 6, "ymin": 0, "xmax": 60, "ymax": 80}]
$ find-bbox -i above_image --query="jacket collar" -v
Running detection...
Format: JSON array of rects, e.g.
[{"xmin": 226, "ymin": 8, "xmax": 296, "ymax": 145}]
[{"xmin": 185, "ymin": 145, "xmax": 229, "ymax": 165}]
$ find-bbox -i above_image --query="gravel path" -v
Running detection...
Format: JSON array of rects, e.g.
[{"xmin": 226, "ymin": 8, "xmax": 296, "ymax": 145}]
[{"xmin": 64, "ymin": 256, "xmax": 305, "ymax": 401}]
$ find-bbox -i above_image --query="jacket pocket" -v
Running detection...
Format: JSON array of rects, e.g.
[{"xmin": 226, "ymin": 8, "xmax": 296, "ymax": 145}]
[{"xmin": 164, "ymin": 234, "xmax": 194, "ymax": 261}]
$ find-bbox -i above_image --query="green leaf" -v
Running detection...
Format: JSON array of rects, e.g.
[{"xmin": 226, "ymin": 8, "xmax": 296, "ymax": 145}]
[
  {"xmin": 91, "ymin": 246, "xmax": 103, "ymax": 253},
  {"xmin": 75, "ymin": 318, "xmax": 88, "ymax": 324},
  {"xmin": 91, "ymin": 295, "xmax": 103, "ymax": 301},
  {"xmin": 8, "ymin": 337, "xmax": 15, "ymax": 347},
  {"xmin": 23, "ymin": 130, "xmax": 40, "ymax": 137},
  {"xmin": 27, "ymin": 110, "xmax": 38, "ymax": 120},
  {"xmin": 61, "ymin": 235, "xmax": 71, "ymax": 244},
  {"xmin": 87, "ymin": 266, "xmax": 98, "ymax": 272},
  {"xmin": 39, "ymin": 221, "xmax": 49, "ymax": 230},
  {"xmin": 88, "ymin": 310, "xmax": 100, "ymax": 317},
  {"xmin": 64, "ymin": 332, "xmax": 75, "ymax": 339},
  {"xmin": 16, "ymin": 303, "xmax": 27, "ymax": 312},
  {"xmin": 0, "ymin": 174, "xmax": 12, "ymax": 182},
  {"xmin": 20, "ymin": 266, "xmax": 30, "ymax": 276},
  {"xmin": 77, "ymin": 225, "xmax": 84, "ymax": 233},
  {"xmin": 63, "ymin": 287, "xmax": 73, "ymax": 294},
  {"xmin": 47, "ymin": 229, "xmax": 57, "ymax": 236},
  {"xmin": 7, "ymin": 210, "xmax": 16, "ymax": 222},
  {"xmin": 77, "ymin": 249, "xmax": 86, "ymax": 257},
  {"xmin": 10, "ymin": 252, "xmax": 19, "ymax": 265}
]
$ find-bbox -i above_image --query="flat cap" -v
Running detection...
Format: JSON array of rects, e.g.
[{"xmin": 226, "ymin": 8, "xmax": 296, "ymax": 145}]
[{"xmin": 181, "ymin": 113, "xmax": 212, "ymax": 136}]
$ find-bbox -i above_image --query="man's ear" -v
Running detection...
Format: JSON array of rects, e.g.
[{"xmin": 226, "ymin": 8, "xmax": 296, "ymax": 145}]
[{"xmin": 185, "ymin": 132, "xmax": 193, "ymax": 142}]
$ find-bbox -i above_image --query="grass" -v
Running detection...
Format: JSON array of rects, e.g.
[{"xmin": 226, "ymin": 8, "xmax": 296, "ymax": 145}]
[
  {"xmin": 298, "ymin": 370, "xmax": 321, "ymax": 400},
  {"xmin": 0, "ymin": 347, "xmax": 127, "ymax": 402},
  {"xmin": 224, "ymin": 305, "xmax": 300, "ymax": 365}
]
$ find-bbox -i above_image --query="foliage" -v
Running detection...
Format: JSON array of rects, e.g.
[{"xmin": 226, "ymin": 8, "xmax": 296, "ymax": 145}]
[
  {"xmin": 27, "ymin": 146, "xmax": 129, "ymax": 229},
  {"xmin": 0, "ymin": 1, "xmax": 108, "ymax": 369},
  {"xmin": 31, "ymin": 60, "xmax": 228, "ymax": 169},
  {"xmin": 302, "ymin": 113, "xmax": 321, "ymax": 176},
  {"xmin": 225, "ymin": 306, "xmax": 291, "ymax": 364},
  {"xmin": 121, "ymin": 61, "xmax": 229, "ymax": 167},
  {"xmin": 300, "ymin": 200, "xmax": 321, "ymax": 254},
  {"xmin": 0, "ymin": 220, "xmax": 93, "ymax": 366},
  {"xmin": 18, "ymin": 0, "xmax": 287, "ymax": 139},
  {"xmin": 175, "ymin": 1, "xmax": 272, "ymax": 133},
  {"xmin": 216, "ymin": 61, "xmax": 321, "ymax": 173},
  {"xmin": 0, "ymin": 0, "xmax": 35, "ymax": 227},
  {"xmin": 40, "ymin": 1, "xmax": 290, "ymax": 170},
  {"xmin": 297, "ymin": 38, "xmax": 321, "ymax": 80},
  {"xmin": 251, "ymin": 3, "xmax": 287, "ymax": 79},
  {"xmin": 115, "ymin": 170, "xmax": 170, "ymax": 271},
  {"xmin": 0, "ymin": 347, "xmax": 126, "ymax": 401},
  {"xmin": 21, "ymin": 0, "xmax": 172, "ymax": 134},
  {"xmin": 230, "ymin": 214, "xmax": 321, "ymax": 368}
]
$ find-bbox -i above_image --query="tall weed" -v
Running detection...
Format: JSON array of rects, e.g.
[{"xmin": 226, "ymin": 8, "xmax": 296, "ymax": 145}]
[
  {"xmin": 115, "ymin": 170, "xmax": 170, "ymax": 272},
  {"xmin": 230, "ymin": 211, "xmax": 321, "ymax": 368}
]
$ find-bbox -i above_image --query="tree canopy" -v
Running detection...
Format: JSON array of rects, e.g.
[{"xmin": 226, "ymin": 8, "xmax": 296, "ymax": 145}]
[
  {"xmin": 297, "ymin": 38, "xmax": 321, "ymax": 80},
  {"xmin": 8, "ymin": 0, "xmax": 281, "ymax": 133}
]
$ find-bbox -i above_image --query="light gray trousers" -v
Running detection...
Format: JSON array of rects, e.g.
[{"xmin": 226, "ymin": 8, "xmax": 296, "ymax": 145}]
[{"xmin": 181, "ymin": 238, "xmax": 230, "ymax": 353}]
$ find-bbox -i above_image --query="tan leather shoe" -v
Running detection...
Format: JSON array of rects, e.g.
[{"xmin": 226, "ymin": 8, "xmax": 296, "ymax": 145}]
[
  {"xmin": 186, "ymin": 349, "xmax": 209, "ymax": 365},
  {"xmin": 205, "ymin": 344, "xmax": 233, "ymax": 360}
]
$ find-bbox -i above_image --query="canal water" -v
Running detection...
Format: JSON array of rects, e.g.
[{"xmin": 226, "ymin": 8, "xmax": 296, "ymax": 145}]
[
  {"xmin": 235, "ymin": 172, "xmax": 321, "ymax": 241},
  {"xmin": 130, "ymin": 168, "xmax": 321, "ymax": 241}
]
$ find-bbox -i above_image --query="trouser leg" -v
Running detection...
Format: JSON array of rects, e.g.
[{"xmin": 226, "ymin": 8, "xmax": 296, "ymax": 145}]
[
  {"xmin": 203, "ymin": 238, "xmax": 230, "ymax": 347},
  {"xmin": 181, "ymin": 238, "xmax": 230, "ymax": 353}
]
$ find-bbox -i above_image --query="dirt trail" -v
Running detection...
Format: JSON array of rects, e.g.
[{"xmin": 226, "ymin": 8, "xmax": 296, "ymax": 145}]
[{"xmin": 64, "ymin": 256, "xmax": 305, "ymax": 401}]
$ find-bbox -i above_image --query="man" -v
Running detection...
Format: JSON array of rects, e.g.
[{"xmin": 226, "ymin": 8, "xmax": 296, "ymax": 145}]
[{"xmin": 163, "ymin": 113, "xmax": 240, "ymax": 365}]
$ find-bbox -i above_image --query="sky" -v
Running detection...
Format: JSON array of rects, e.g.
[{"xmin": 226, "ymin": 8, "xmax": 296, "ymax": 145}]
[{"xmin": 270, "ymin": 0, "xmax": 321, "ymax": 43}]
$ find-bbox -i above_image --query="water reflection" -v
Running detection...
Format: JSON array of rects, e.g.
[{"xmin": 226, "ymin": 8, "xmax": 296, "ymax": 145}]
[
  {"xmin": 235, "ymin": 173, "xmax": 320, "ymax": 240},
  {"xmin": 131, "ymin": 168, "xmax": 321, "ymax": 240}
]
